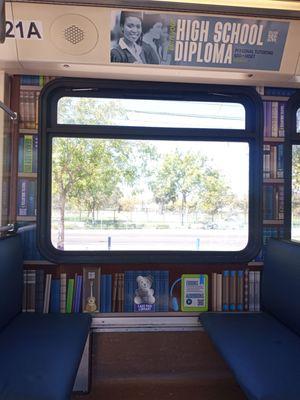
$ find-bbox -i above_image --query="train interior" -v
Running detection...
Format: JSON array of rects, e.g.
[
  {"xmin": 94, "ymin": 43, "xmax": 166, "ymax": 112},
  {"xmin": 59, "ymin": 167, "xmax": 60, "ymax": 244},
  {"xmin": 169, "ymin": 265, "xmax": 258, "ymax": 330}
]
[{"xmin": 0, "ymin": 1, "xmax": 300, "ymax": 399}]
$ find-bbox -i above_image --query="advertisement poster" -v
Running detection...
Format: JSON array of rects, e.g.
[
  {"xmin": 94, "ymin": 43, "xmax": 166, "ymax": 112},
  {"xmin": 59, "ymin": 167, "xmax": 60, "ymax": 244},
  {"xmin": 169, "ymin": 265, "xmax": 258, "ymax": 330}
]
[{"xmin": 110, "ymin": 10, "xmax": 289, "ymax": 71}]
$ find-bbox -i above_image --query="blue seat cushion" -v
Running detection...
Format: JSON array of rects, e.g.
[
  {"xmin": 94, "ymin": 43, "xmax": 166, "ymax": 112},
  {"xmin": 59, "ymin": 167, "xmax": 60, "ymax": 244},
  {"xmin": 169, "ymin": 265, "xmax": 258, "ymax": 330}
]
[
  {"xmin": 0, "ymin": 235, "xmax": 23, "ymax": 331},
  {"xmin": 200, "ymin": 312, "xmax": 300, "ymax": 400},
  {"xmin": 0, "ymin": 312, "xmax": 92, "ymax": 400},
  {"xmin": 263, "ymin": 239, "xmax": 300, "ymax": 336}
]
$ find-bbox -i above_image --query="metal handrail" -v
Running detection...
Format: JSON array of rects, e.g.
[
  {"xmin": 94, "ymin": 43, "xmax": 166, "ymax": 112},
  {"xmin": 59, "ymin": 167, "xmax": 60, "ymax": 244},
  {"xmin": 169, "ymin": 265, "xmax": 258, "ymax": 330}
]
[
  {"xmin": 0, "ymin": 101, "xmax": 18, "ymax": 121},
  {"xmin": 0, "ymin": 223, "xmax": 36, "ymax": 234},
  {"xmin": 0, "ymin": 0, "xmax": 5, "ymax": 44},
  {"xmin": 17, "ymin": 223, "xmax": 36, "ymax": 233},
  {"xmin": 0, "ymin": 224, "xmax": 15, "ymax": 233}
]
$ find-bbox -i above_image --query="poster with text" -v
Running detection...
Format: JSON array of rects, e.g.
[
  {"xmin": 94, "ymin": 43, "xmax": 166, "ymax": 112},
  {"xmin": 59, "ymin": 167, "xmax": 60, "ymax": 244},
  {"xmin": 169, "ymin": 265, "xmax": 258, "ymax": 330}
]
[{"xmin": 110, "ymin": 10, "xmax": 289, "ymax": 70}]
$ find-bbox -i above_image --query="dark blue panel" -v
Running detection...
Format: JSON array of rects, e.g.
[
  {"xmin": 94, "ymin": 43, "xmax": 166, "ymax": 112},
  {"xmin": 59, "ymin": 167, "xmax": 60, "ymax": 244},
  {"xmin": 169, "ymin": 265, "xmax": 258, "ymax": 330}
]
[
  {"xmin": 263, "ymin": 239, "xmax": 300, "ymax": 336},
  {"xmin": 0, "ymin": 312, "xmax": 91, "ymax": 400},
  {"xmin": 19, "ymin": 226, "xmax": 43, "ymax": 261},
  {"xmin": 0, "ymin": 235, "xmax": 23, "ymax": 331},
  {"xmin": 200, "ymin": 312, "xmax": 300, "ymax": 400}
]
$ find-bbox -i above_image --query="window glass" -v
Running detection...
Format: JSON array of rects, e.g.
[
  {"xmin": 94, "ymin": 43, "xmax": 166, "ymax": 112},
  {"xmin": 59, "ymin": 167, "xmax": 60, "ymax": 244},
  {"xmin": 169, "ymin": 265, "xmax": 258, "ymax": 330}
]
[
  {"xmin": 57, "ymin": 97, "xmax": 246, "ymax": 129},
  {"xmin": 51, "ymin": 137, "xmax": 249, "ymax": 251},
  {"xmin": 292, "ymin": 144, "xmax": 300, "ymax": 240},
  {"xmin": 297, "ymin": 108, "xmax": 300, "ymax": 134}
]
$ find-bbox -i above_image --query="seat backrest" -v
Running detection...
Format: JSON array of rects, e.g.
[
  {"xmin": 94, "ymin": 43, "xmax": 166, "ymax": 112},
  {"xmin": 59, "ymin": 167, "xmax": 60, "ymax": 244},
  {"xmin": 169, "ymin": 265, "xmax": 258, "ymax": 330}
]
[
  {"xmin": 0, "ymin": 235, "xmax": 23, "ymax": 331},
  {"xmin": 262, "ymin": 239, "xmax": 300, "ymax": 336}
]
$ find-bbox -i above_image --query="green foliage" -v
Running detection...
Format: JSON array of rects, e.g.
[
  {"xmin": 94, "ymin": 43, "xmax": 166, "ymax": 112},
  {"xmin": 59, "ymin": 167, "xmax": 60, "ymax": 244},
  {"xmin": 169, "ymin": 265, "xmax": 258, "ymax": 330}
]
[
  {"xmin": 293, "ymin": 146, "xmax": 300, "ymax": 196},
  {"xmin": 150, "ymin": 149, "xmax": 233, "ymax": 222},
  {"xmin": 292, "ymin": 146, "xmax": 300, "ymax": 220},
  {"xmin": 53, "ymin": 98, "xmax": 133, "ymax": 248},
  {"xmin": 150, "ymin": 150, "xmax": 205, "ymax": 211},
  {"xmin": 58, "ymin": 97, "xmax": 126, "ymax": 125},
  {"xmin": 52, "ymin": 137, "xmax": 147, "ymax": 225},
  {"xmin": 52, "ymin": 137, "xmax": 157, "ymax": 247},
  {"xmin": 198, "ymin": 168, "xmax": 234, "ymax": 220}
]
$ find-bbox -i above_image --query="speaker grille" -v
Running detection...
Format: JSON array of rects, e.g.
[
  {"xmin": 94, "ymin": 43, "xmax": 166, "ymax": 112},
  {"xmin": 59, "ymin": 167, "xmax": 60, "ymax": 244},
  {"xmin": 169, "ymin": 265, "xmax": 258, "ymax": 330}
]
[
  {"xmin": 50, "ymin": 14, "xmax": 99, "ymax": 55},
  {"xmin": 64, "ymin": 25, "xmax": 84, "ymax": 45}
]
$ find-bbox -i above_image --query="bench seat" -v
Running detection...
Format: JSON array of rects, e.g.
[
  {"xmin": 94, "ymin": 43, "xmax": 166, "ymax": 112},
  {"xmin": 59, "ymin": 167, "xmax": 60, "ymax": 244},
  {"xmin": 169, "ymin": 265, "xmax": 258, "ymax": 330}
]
[
  {"xmin": 200, "ymin": 239, "xmax": 300, "ymax": 400},
  {"xmin": 0, "ymin": 234, "xmax": 92, "ymax": 400},
  {"xmin": 0, "ymin": 312, "xmax": 91, "ymax": 400},
  {"xmin": 201, "ymin": 312, "xmax": 300, "ymax": 400}
]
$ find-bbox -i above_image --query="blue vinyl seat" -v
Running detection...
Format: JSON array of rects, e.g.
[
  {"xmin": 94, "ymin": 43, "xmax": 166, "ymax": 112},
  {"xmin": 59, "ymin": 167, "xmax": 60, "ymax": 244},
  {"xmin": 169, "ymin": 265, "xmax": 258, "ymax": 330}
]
[
  {"xmin": 201, "ymin": 312, "xmax": 300, "ymax": 400},
  {"xmin": 200, "ymin": 239, "xmax": 300, "ymax": 400},
  {"xmin": 0, "ymin": 235, "xmax": 92, "ymax": 400}
]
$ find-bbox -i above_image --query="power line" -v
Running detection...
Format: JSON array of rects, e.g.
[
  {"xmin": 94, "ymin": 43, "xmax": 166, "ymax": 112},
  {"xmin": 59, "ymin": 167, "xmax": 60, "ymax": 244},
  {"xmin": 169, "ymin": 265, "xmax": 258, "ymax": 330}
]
[{"xmin": 124, "ymin": 108, "xmax": 243, "ymax": 121}]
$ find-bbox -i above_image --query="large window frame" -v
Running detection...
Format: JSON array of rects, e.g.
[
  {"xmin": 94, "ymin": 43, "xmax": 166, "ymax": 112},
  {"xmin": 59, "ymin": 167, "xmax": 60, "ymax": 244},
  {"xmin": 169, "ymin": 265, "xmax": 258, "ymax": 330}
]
[
  {"xmin": 286, "ymin": 93, "xmax": 300, "ymax": 240},
  {"xmin": 38, "ymin": 78, "xmax": 262, "ymax": 264}
]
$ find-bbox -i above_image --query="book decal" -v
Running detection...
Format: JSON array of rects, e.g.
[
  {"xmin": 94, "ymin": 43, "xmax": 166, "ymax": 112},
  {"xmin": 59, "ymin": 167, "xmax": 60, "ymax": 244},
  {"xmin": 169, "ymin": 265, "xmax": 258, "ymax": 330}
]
[
  {"xmin": 181, "ymin": 274, "xmax": 208, "ymax": 312},
  {"xmin": 134, "ymin": 275, "xmax": 156, "ymax": 312},
  {"xmin": 18, "ymin": 135, "xmax": 38, "ymax": 173},
  {"xmin": 22, "ymin": 268, "xmax": 262, "ymax": 314},
  {"xmin": 210, "ymin": 269, "xmax": 261, "ymax": 312},
  {"xmin": 263, "ymin": 101, "xmax": 286, "ymax": 138},
  {"xmin": 82, "ymin": 267, "xmax": 101, "ymax": 313}
]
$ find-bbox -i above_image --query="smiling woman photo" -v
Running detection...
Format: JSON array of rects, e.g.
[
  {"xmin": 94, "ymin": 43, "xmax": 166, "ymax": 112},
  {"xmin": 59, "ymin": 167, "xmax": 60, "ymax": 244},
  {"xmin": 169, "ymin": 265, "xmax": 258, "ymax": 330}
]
[{"xmin": 111, "ymin": 11, "xmax": 160, "ymax": 64}]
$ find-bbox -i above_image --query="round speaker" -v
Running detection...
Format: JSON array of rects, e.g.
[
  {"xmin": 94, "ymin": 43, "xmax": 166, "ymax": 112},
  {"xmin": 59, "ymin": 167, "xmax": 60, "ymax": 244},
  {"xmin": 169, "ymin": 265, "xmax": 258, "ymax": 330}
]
[{"xmin": 50, "ymin": 14, "xmax": 98, "ymax": 56}]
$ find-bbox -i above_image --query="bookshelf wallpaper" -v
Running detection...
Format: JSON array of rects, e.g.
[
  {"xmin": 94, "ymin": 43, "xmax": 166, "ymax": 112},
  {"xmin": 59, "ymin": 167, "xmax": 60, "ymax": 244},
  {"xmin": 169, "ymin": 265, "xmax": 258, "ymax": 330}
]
[
  {"xmin": 13, "ymin": 75, "xmax": 299, "ymax": 314},
  {"xmin": 1, "ymin": 122, "xmax": 11, "ymax": 226}
]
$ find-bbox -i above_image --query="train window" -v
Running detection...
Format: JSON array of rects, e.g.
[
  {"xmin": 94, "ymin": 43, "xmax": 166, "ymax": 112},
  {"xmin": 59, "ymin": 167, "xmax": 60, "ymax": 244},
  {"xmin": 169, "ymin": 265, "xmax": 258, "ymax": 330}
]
[
  {"xmin": 38, "ymin": 79, "xmax": 262, "ymax": 264},
  {"xmin": 292, "ymin": 145, "xmax": 300, "ymax": 240},
  {"xmin": 57, "ymin": 97, "xmax": 245, "ymax": 130},
  {"xmin": 287, "ymin": 94, "xmax": 300, "ymax": 240},
  {"xmin": 51, "ymin": 137, "xmax": 249, "ymax": 251}
]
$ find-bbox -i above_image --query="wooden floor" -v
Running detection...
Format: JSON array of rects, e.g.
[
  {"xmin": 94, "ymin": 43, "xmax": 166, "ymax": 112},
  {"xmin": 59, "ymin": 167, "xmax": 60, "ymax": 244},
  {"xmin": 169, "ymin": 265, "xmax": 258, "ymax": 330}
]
[{"xmin": 72, "ymin": 331, "xmax": 246, "ymax": 400}]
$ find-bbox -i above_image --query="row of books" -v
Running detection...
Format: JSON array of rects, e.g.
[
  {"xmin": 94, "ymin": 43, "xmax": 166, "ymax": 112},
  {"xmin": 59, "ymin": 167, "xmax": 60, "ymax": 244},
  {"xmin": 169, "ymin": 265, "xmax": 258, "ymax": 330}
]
[
  {"xmin": 23, "ymin": 270, "xmax": 82, "ymax": 313},
  {"xmin": 263, "ymin": 101, "xmax": 285, "ymax": 138},
  {"xmin": 22, "ymin": 268, "xmax": 170, "ymax": 314},
  {"xmin": 23, "ymin": 267, "xmax": 263, "ymax": 314},
  {"xmin": 19, "ymin": 76, "xmax": 54, "ymax": 130},
  {"xmin": 20, "ymin": 75, "xmax": 53, "ymax": 87},
  {"xmin": 263, "ymin": 184, "xmax": 284, "ymax": 221},
  {"xmin": 263, "ymin": 143, "xmax": 284, "ymax": 180},
  {"xmin": 18, "ymin": 134, "xmax": 38, "ymax": 173},
  {"xmin": 19, "ymin": 88, "xmax": 40, "ymax": 130},
  {"xmin": 251, "ymin": 226, "xmax": 285, "ymax": 262},
  {"xmin": 211, "ymin": 270, "xmax": 261, "ymax": 312},
  {"xmin": 263, "ymin": 226, "xmax": 285, "ymax": 245},
  {"xmin": 1, "ymin": 178, "xmax": 9, "ymax": 222},
  {"xmin": 257, "ymin": 86, "xmax": 296, "ymax": 97},
  {"xmin": 260, "ymin": 87, "xmax": 289, "ymax": 259},
  {"xmin": 17, "ymin": 178, "xmax": 37, "ymax": 217}
]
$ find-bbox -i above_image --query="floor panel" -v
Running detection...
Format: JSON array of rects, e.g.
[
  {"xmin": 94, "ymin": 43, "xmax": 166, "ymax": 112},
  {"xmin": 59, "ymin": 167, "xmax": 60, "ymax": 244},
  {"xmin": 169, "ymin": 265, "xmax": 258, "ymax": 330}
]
[{"xmin": 72, "ymin": 331, "xmax": 246, "ymax": 400}]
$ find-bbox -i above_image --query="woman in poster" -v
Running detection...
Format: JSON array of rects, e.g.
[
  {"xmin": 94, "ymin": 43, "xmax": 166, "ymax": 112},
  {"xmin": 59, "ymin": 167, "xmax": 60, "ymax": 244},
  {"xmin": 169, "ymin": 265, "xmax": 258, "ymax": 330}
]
[
  {"xmin": 142, "ymin": 14, "xmax": 169, "ymax": 64},
  {"xmin": 159, "ymin": 25, "xmax": 172, "ymax": 65},
  {"xmin": 110, "ymin": 11, "xmax": 160, "ymax": 64}
]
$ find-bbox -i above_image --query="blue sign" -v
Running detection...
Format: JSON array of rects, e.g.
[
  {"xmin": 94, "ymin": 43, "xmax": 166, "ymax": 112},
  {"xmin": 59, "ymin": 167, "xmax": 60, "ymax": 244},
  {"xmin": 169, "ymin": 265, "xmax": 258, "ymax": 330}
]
[{"xmin": 111, "ymin": 11, "xmax": 289, "ymax": 71}]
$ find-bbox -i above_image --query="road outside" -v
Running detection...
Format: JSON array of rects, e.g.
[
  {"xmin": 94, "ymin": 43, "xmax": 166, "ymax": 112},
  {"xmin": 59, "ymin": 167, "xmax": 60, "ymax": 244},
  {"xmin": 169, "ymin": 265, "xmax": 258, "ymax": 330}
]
[{"xmin": 51, "ymin": 227, "xmax": 248, "ymax": 251}]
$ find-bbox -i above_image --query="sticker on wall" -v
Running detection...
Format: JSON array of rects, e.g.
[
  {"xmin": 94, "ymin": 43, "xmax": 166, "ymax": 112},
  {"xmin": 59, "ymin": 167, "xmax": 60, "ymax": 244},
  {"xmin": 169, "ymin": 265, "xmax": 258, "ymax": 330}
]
[
  {"xmin": 110, "ymin": 10, "xmax": 289, "ymax": 71},
  {"xmin": 5, "ymin": 20, "xmax": 43, "ymax": 40}
]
